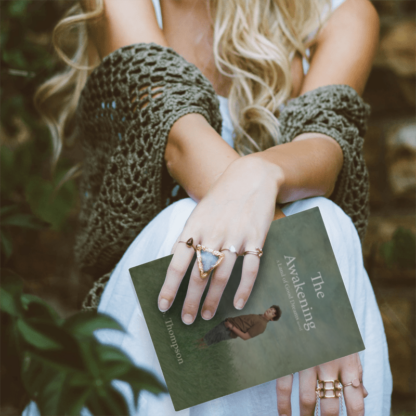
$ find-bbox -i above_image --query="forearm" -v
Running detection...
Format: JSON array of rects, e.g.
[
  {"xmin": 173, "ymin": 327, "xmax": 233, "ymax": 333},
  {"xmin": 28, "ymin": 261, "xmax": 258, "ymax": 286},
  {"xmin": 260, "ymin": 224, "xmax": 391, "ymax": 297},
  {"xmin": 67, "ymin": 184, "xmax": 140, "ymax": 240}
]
[
  {"xmin": 250, "ymin": 133, "xmax": 344, "ymax": 204},
  {"xmin": 166, "ymin": 117, "xmax": 343, "ymax": 212},
  {"xmin": 229, "ymin": 326, "xmax": 250, "ymax": 341},
  {"xmin": 165, "ymin": 114, "xmax": 240, "ymax": 202}
]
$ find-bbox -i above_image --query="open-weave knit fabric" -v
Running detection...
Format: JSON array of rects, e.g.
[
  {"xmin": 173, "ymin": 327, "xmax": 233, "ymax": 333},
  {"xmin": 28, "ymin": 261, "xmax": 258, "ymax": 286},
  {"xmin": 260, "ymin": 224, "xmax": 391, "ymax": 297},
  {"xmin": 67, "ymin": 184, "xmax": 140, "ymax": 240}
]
[
  {"xmin": 75, "ymin": 41, "xmax": 371, "ymax": 300},
  {"xmin": 277, "ymin": 84, "xmax": 371, "ymax": 241},
  {"xmin": 74, "ymin": 43, "xmax": 222, "ymax": 279}
]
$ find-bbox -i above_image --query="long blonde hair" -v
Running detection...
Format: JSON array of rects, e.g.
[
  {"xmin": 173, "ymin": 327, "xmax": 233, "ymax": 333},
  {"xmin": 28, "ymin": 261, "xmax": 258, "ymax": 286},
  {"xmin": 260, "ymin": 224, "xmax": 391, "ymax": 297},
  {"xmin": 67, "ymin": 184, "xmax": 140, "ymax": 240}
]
[{"xmin": 35, "ymin": 0, "xmax": 331, "ymax": 164}]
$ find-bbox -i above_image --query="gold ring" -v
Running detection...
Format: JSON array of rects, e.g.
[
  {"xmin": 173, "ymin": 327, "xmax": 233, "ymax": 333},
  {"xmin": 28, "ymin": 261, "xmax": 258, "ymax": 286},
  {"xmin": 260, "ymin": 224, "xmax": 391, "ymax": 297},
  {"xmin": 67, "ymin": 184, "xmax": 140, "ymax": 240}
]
[
  {"xmin": 316, "ymin": 379, "xmax": 343, "ymax": 398},
  {"xmin": 243, "ymin": 247, "xmax": 263, "ymax": 258},
  {"xmin": 178, "ymin": 238, "xmax": 195, "ymax": 250},
  {"xmin": 195, "ymin": 244, "xmax": 225, "ymax": 279},
  {"xmin": 220, "ymin": 245, "xmax": 239, "ymax": 256},
  {"xmin": 343, "ymin": 378, "xmax": 361, "ymax": 388}
]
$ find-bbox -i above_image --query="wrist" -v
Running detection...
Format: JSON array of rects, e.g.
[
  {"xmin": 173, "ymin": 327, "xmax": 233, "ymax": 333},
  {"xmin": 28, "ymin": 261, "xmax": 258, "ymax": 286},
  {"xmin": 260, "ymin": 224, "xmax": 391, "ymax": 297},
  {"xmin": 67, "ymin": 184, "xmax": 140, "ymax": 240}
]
[{"xmin": 241, "ymin": 153, "xmax": 285, "ymax": 196}]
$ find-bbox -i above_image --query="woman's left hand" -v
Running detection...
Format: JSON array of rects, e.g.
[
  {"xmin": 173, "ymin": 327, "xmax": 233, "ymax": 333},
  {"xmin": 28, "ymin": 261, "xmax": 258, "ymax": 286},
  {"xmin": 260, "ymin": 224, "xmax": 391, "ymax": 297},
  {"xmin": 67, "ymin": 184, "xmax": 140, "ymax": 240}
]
[
  {"xmin": 157, "ymin": 155, "xmax": 283, "ymax": 323},
  {"xmin": 276, "ymin": 352, "xmax": 368, "ymax": 416}
]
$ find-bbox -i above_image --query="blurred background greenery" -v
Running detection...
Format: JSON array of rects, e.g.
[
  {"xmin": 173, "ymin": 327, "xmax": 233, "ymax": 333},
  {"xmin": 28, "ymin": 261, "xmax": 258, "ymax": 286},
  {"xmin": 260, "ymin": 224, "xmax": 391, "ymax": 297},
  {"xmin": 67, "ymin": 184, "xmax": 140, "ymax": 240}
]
[{"xmin": 0, "ymin": 0, "xmax": 415, "ymax": 414}]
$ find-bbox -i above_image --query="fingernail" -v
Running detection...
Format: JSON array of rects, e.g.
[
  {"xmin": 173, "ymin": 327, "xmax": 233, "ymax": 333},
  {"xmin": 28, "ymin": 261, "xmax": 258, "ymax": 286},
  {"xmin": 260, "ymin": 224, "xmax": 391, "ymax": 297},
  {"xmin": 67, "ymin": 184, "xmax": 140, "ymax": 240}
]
[
  {"xmin": 159, "ymin": 298, "xmax": 170, "ymax": 311},
  {"xmin": 202, "ymin": 310, "xmax": 212, "ymax": 320},
  {"xmin": 183, "ymin": 314, "xmax": 194, "ymax": 324},
  {"xmin": 235, "ymin": 299, "xmax": 245, "ymax": 309}
]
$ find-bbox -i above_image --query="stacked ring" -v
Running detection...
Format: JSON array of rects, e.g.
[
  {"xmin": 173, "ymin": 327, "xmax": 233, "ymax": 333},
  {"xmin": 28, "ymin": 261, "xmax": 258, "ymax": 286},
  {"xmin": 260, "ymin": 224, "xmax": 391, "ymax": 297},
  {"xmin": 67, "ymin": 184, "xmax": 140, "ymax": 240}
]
[
  {"xmin": 315, "ymin": 379, "xmax": 345, "ymax": 416},
  {"xmin": 177, "ymin": 238, "xmax": 264, "ymax": 278},
  {"xmin": 343, "ymin": 378, "xmax": 362, "ymax": 388},
  {"xmin": 316, "ymin": 379, "xmax": 343, "ymax": 398},
  {"xmin": 220, "ymin": 245, "xmax": 238, "ymax": 255},
  {"xmin": 243, "ymin": 247, "xmax": 263, "ymax": 258},
  {"xmin": 178, "ymin": 238, "xmax": 195, "ymax": 250}
]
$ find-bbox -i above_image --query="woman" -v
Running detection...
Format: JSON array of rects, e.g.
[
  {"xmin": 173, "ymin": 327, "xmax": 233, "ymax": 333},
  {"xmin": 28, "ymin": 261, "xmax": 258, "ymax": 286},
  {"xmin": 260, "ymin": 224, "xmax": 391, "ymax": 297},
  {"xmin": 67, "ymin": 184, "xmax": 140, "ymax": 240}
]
[{"xmin": 27, "ymin": 0, "xmax": 392, "ymax": 414}]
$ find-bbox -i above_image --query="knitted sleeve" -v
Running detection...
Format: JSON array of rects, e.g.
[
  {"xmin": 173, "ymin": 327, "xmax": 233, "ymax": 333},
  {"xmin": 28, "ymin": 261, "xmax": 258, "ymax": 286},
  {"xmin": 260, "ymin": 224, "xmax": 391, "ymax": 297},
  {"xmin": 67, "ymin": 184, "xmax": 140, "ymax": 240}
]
[
  {"xmin": 277, "ymin": 85, "xmax": 371, "ymax": 241},
  {"xmin": 74, "ymin": 43, "xmax": 222, "ymax": 278}
]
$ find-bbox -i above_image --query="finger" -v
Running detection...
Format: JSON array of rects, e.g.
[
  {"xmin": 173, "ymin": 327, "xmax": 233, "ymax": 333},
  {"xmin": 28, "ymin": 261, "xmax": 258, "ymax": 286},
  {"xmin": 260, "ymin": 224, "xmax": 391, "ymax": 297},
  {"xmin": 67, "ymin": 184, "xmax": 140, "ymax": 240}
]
[
  {"xmin": 233, "ymin": 252, "xmax": 260, "ymax": 309},
  {"xmin": 201, "ymin": 251, "xmax": 238, "ymax": 320},
  {"xmin": 341, "ymin": 355, "xmax": 365, "ymax": 416},
  {"xmin": 317, "ymin": 369, "xmax": 341, "ymax": 416},
  {"xmin": 158, "ymin": 241, "xmax": 195, "ymax": 312},
  {"xmin": 357, "ymin": 356, "xmax": 368, "ymax": 398},
  {"xmin": 276, "ymin": 374, "xmax": 293, "ymax": 416},
  {"xmin": 299, "ymin": 368, "xmax": 317, "ymax": 416},
  {"xmin": 181, "ymin": 259, "xmax": 210, "ymax": 324}
]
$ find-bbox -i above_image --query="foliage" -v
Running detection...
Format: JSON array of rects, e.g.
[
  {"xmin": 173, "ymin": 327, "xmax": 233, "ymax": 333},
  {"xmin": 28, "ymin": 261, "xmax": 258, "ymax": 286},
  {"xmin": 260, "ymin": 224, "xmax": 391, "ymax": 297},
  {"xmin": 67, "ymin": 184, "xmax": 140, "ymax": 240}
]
[
  {"xmin": 1, "ymin": 0, "xmax": 65, "ymax": 138},
  {"xmin": 1, "ymin": 272, "xmax": 167, "ymax": 415},
  {"xmin": 0, "ymin": 204, "xmax": 49, "ymax": 259},
  {"xmin": 1, "ymin": 0, "xmax": 79, "ymax": 232},
  {"xmin": 379, "ymin": 227, "xmax": 416, "ymax": 269}
]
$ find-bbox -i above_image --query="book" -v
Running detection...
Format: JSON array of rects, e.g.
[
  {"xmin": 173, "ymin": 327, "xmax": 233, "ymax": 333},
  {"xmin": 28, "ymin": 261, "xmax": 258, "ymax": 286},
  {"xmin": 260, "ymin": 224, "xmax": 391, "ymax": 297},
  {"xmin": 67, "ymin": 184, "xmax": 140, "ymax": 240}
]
[{"xmin": 129, "ymin": 207, "xmax": 365, "ymax": 411}]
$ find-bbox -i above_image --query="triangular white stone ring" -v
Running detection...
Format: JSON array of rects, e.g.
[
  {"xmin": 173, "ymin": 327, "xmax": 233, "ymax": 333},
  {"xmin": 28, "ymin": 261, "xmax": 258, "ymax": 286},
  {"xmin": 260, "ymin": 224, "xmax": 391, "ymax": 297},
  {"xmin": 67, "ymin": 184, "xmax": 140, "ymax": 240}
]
[{"xmin": 195, "ymin": 244, "xmax": 225, "ymax": 279}]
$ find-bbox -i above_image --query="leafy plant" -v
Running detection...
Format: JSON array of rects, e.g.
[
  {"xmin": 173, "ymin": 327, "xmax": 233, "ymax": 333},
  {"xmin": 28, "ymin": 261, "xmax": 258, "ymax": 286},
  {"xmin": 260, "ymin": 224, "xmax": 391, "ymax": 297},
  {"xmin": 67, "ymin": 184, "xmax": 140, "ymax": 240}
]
[
  {"xmin": 0, "ymin": 205, "xmax": 49, "ymax": 260},
  {"xmin": 1, "ymin": 272, "xmax": 167, "ymax": 415},
  {"xmin": 379, "ymin": 227, "xmax": 416, "ymax": 269}
]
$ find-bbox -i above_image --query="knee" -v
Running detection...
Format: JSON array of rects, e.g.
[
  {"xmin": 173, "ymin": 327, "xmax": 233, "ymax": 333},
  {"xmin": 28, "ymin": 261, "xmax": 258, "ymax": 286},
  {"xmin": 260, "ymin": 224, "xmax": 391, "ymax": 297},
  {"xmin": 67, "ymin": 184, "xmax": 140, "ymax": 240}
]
[{"xmin": 283, "ymin": 196, "xmax": 360, "ymax": 249}]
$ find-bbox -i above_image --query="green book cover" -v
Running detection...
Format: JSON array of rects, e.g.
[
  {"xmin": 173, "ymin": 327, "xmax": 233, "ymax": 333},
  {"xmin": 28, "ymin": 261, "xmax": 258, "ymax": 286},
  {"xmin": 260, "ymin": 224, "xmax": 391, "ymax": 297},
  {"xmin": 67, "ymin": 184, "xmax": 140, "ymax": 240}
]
[{"xmin": 129, "ymin": 207, "xmax": 365, "ymax": 411}]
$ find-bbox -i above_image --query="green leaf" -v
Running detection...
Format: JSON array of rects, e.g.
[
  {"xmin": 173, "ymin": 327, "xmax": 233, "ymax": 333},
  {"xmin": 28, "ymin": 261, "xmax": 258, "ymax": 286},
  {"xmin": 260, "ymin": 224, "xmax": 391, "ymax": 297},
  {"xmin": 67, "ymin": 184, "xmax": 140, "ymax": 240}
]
[
  {"xmin": 64, "ymin": 312, "xmax": 126, "ymax": 338},
  {"xmin": 117, "ymin": 367, "xmax": 167, "ymax": 403},
  {"xmin": 0, "ymin": 271, "xmax": 23, "ymax": 295},
  {"xmin": 0, "ymin": 229, "xmax": 13, "ymax": 259},
  {"xmin": 23, "ymin": 354, "xmax": 91, "ymax": 416},
  {"xmin": 94, "ymin": 343, "xmax": 133, "ymax": 366},
  {"xmin": 22, "ymin": 294, "xmax": 63, "ymax": 324},
  {"xmin": 17, "ymin": 319, "xmax": 63, "ymax": 350},
  {"xmin": 29, "ymin": 346, "xmax": 85, "ymax": 373},
  {"xmin": 0, "ymin": 287, "xmax": 23, "ymax": 316},
  {"xmin": 0, "ymin": 205, "xmax": 19, "ymax": 216},
  {"xmin": 25, "ymin": 171, "xmax": 77, "ymax": 231},
  {"xmin": 22, "ymin": 354, "xmax": 67, "ymax": 415},
  {"xmin": 56, "ymin": 385, "xmax": 92, "ymax": 416},
  {"xmin": 85, "ymin": 385, "xmax": 130, "ymax": 416},
  {"xmin": 1, "ymin": 213, "xmax": 49, "ymax": 229},
  {"xmin": 93, "ymin": 343, "xmax": 166, "ymax": 402},
  {"xmin": 8, "ymin": 0, "xmax": 29, "ymax": 17}
]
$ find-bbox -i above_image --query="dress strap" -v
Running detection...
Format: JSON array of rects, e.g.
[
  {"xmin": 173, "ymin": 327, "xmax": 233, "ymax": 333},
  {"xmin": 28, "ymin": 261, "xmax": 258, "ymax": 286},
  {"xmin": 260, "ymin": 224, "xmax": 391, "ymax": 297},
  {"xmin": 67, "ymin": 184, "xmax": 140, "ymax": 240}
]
[{"xmin": 151, "ymin": 0, "xmax": 163, "ymax": 29}]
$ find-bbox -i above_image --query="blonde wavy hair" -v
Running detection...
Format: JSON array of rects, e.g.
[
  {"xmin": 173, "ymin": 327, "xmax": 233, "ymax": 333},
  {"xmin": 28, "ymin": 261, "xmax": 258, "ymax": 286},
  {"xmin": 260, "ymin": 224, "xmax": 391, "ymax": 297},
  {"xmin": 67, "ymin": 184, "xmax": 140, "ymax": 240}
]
[{"xmin": 35, "ymin": 0, "xmax": 331, "ymax": 166}]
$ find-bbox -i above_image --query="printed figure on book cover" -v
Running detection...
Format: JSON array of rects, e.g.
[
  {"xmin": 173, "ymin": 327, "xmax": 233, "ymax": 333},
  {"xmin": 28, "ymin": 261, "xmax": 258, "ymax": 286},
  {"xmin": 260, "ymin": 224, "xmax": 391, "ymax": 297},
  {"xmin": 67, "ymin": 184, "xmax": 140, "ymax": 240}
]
[{"xmin": 198, "ymin": 306, "xmax": 282, "ymax": 348}]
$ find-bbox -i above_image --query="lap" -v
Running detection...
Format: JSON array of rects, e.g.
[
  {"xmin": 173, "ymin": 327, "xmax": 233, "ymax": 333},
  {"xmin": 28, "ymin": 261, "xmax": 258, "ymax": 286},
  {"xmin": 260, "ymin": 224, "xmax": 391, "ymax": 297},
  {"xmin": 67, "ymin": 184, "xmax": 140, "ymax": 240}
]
[
  {"xmin": 22, "ymin": 197, "xmax": 392, "ymax": 415},
  {"xmin": 101, "ymin": 197, "xmax": 391, "ymax": 415}
]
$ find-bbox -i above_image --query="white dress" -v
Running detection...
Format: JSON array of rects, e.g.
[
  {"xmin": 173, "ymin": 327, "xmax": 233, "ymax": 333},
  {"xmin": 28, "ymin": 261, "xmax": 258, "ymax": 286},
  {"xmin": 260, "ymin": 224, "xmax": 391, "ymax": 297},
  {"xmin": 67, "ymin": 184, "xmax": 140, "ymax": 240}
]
[{"xmin": 23, "ymin": 1, "xmax": 393, "ymax": 415}]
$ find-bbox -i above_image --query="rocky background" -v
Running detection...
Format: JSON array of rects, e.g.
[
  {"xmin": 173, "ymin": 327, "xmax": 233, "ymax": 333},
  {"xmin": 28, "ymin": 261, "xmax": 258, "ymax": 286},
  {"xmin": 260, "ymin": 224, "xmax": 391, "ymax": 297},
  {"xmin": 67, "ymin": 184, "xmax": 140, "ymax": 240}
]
[
  {"xmin": 363, "ymin": 2, "xmax": 415, "ymax": 414},
  {"xmin": 1, "ymin": 0, "xmax": 415, "ymax": 414}
]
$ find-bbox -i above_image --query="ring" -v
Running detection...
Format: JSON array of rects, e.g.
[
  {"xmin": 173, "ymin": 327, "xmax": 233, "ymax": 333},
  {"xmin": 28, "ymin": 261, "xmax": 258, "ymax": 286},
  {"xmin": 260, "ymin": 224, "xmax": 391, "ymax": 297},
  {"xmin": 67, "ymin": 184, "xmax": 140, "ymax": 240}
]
[
  {"xmin": 343, "ymin": 378, "xmax": 361, "ymax": 388},
  {"xmin": 316, "ymin": 379, "xmax": 343, "ymax": 398},
  {"xmin": 178, "ymin": 237, "xmax": 195, "ymax": 250},
  {"xmin": 220, "ymin": 245, "xmax": 238, "ymax": 256},
  {"xmin": 242, "ymin": 247, "xmax": 263, "ymax": 258},
  {"xmin": 195, "ymin": 244, "xmax": 225, "ymax": 279}
]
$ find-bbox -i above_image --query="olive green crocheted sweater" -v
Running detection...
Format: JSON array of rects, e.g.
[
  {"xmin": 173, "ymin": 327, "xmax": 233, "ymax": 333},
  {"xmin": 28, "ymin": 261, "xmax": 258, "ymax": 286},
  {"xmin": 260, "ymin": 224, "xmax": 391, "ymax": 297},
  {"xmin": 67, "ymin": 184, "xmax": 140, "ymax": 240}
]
[{"xmin": 74, "ymin": 43, "xmax": 370, "ymax": 279}]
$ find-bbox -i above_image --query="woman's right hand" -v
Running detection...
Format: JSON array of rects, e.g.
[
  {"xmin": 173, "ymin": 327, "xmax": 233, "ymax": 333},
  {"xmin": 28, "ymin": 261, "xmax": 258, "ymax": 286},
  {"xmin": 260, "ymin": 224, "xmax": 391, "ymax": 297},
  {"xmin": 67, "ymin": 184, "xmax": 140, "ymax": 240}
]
[{"xmin": 158, "ymin": 155, "xmax": 284, "ymax": 324}]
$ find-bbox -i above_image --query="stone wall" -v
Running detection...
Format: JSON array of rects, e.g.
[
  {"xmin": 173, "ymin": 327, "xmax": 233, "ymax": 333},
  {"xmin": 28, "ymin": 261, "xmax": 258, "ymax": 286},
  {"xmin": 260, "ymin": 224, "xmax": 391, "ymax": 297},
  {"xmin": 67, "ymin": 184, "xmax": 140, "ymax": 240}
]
[{"xmin": 364, "ymin": 2, "xmax": 415, "ymax": 413}]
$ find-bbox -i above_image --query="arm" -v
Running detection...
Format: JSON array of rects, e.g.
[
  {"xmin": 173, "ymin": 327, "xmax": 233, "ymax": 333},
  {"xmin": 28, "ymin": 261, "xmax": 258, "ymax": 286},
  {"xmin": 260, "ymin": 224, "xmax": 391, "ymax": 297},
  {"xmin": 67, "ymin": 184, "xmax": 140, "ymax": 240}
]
[
  {"xmin": 249, "ymin": 0, "xmax": 379, "ymax": 204},
  {"xmin": 161, "ymin": 0, "xmax": 378, "ymax": 320},
  {"xmin": 82, "ymin": 0, "xmax": 239, "ymax": 202},
  {"xmin": 167, "ymin": 0, "xmax": 379, "ymax": 205},
  {"xmin": 226, "ymin": 323, "xmax": 251, "ymax": 341}
]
